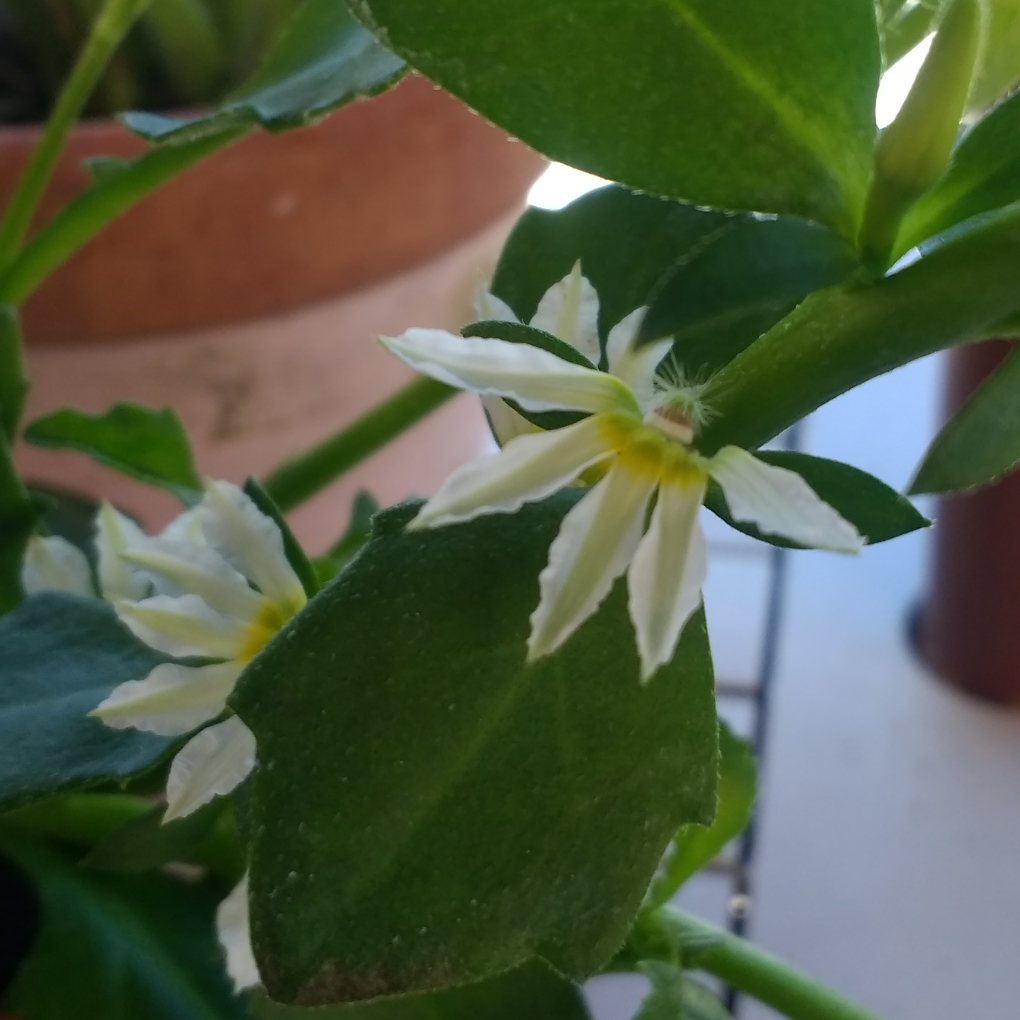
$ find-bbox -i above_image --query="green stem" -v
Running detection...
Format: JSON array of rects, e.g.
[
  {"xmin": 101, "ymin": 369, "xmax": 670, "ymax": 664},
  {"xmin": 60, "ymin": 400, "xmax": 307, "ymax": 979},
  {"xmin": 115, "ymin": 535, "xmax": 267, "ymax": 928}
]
[
  {"xmin": 3, "ymin": 793, "xmax": 153, "ymax": 846},
  {"xmin": 0, "ymin": 0, "xmax": 153, "ymax": 271},
  {"xmin": 667, "ymin": 910, "xmax": 889, "ymax": 1020},
  {"xmin": 0, "ymin": 125, "xmax": 249, "ymax": 307},
  {"xmin": 0, "ymin": 307, "xmax": 27, "ymax": 441},
  {"xmin": 263, "ymin": 376, "xmax": 456, "ymax": 513}
]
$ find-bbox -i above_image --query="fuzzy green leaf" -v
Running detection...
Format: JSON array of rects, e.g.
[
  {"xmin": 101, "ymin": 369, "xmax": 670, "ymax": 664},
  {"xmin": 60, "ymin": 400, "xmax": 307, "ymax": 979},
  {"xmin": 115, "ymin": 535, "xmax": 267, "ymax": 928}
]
[
  {"xmin": 233, "ymin": 494, "xmax": 718, "ymax": 1004},
  {"xmin": 704, "ymin": 451, "xmax": 929, "ymax": 547},
  {"xmin": 350, "ymin": 0, "xmax": 880, "ymax": 233},
  {"xmin": 24, "ymin": 403, "xmax": 203, "ymax": 505},
  {"xmin": 0, "ymin": 593, "xmax": 175, "ymax": 809}
]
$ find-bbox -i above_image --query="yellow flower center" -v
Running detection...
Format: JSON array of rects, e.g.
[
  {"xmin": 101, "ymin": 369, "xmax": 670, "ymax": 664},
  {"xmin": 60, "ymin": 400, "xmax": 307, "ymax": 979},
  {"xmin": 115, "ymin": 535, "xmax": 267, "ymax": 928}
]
[
  {"xmin": 596, "ymin": 412, "xmax": 706, "ymax": 487},
  {"xmin": 237, "ymin": 600, "xmax": 291, "ymax": 664}
]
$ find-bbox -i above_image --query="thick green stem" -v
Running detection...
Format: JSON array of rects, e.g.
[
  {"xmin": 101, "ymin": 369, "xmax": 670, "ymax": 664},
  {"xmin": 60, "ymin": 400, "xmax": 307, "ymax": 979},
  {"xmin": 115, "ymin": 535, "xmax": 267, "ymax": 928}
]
[
  {"xmin": 0, "ymin": 307, "xmax": 27, "ymax": 441},
  {"xmin": 667, "ymin": 910, "xmax": 888, "ymax": 1020},
  {"xmin": 0, "ymin": 0, "xmax": 153, "ymax": 270},
  {"xmin": 0, "ymin": 125, "xmax": 249, "ymax": 307},
  {"xmin": 263, "ymin": 376, "xmax": 456, "ymax": 513}
]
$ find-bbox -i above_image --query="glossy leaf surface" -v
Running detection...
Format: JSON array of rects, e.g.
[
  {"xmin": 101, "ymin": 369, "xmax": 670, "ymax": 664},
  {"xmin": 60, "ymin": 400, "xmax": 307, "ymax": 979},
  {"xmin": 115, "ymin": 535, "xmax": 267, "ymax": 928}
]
[
  {"xmin": 0, "ymin": 593, "xmax": 174, "ymax": 808},
  {"xmin": 350, "ymin": 0, "xmax": 880, "ymax": 233},
  {"xmin": 24, "ymin": 403, "xmax": 203, "ymax": 505},
  {"xmin": 234, "ymin": 495, "xmax": 718, "ymax": 1004},
  {"xmin": 704, "ymin": 451, "xmax": 929, "ymax": 547}
]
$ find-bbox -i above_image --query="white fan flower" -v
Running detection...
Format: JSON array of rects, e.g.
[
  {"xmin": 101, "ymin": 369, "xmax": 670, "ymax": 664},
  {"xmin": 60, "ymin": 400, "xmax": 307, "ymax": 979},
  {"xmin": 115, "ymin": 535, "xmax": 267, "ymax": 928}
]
[
  {"xmin": 383, "ymin": 275, "xmax": 862, "ymax": 681},
  {"xmin": 90, "ymin": 480, "xmax": 306, "ymax": 821}
]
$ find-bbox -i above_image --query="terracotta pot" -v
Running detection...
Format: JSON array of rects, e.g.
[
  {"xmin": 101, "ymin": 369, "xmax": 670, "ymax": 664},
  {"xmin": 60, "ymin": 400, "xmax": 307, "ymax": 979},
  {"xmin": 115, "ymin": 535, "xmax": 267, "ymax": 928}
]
[
  {"xmin": 916, "ymin": 339, "xmax": 1020, "ymax": 703},
  {"xmin": 9, "ymin": 75, "xmax": 545, "ymax": 550}
]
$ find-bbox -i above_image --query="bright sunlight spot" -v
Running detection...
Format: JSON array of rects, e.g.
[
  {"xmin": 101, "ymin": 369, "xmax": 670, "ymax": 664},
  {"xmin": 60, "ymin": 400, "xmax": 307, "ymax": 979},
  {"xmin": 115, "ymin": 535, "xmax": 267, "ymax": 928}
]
[
  {"xmin": 527, "ymin": 162, "xmax": 609, "ymax": 209},
  {"xmin": 875, "ymin": 33, "xmax": 934, "ymax": 128}
]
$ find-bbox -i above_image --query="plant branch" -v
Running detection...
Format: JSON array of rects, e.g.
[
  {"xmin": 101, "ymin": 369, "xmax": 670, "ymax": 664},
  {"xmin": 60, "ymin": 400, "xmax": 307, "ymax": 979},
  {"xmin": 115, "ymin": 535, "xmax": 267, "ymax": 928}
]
[
  {"xmin": 664, "ymin": 909, "xmax": 889, "ymax": 1020},
  {"xmin": 263, "ymin": 376, "xmax": 456, "ymax": 513},
  {"xmin": 0, "ymin": 0, "xmax": 154, "ymax": 270}
]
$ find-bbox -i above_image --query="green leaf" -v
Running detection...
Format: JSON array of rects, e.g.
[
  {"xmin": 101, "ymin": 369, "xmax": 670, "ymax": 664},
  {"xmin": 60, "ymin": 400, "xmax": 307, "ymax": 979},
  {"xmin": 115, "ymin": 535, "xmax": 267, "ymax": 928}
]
[
  {"xmin": 640, "ymin": 216, "xmax": 859, "ymax": 373},
  {"xmin": 122, "ymin": 0, "xmax": 404, "ymax": 143},
  {"xmin": 243, "ymin": 477, "xmax": 320, "ymax": 598},
  {"xmin": 143, "ymin": 0, "xmax": 228, "ymax": 103},
  {"xmin": 250, "ymin": 959, "xmax": 591, "ymax": 1020},
  {"xmin": 0, "ymin": 305, "xmax": 27, "ymax": 442},
  {"xmin": 350, "ymin": 0, "xmax": 880, "ymax": 233},
  {"xmin": 634, "ymin": 963, "xmax": 733, "ymax": 1020},
  {"xmin": 23, "ymin": 403, "xmax": 203, "ymax": 506},
  {"xmin": 697, "ymin": 203, "xmax": 1020, "ymax": 456},
  {"xmin": 233, "ymin": 494, "xmax": 718, "ymax": 1004},
  {"xmin": 647, "ymin": 722, "xmax": 755, "ymax": 909},
  {"xmin": 965, "ymin": 0, "xmax": 1020, "ymax": 114},
  {"xmin": 896, "ymin": 90, "xmax": 1020, "ymax": 255},
  {"xmin": 0, "ymin": 593, "xmax": 176, "ymax": 809},
  {"xmin": 312, "ymin": 491, "xmax": 380, "ymax": 585},
  {"xmin": 29, "ymin": 483, "xmax": 102, "ymax": 568},
  {"xmin": 0, "ymin": 831, "xmax": 248, "ymax": 1020},
  {"xmin": 909, "ymin": 342, "xmax": 1020, "ymax": 493},
  {"xmin": 704, "ymin": 451, "xmax": 929, "ymax": 547}
]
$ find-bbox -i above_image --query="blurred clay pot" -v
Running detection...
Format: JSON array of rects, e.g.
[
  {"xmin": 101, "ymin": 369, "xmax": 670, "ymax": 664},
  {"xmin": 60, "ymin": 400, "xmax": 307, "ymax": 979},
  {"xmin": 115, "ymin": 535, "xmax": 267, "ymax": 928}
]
[
  {"xmin": 7, "ymin": 75, "xmax": 544, "ymax": 550},
  {"xmin": 917, "ymin": 339, "xmax": 1020, "ymax": 703}
]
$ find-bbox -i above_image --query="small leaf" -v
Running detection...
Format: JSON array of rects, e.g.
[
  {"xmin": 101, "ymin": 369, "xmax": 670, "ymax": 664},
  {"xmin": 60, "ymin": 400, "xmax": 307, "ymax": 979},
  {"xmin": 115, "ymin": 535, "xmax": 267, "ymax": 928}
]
[
  {"xmin": 647, "ymin": 722, "xmax": 756, "ymax": 909},
  {"xmin": 634, "ymin": 963, "xmax": 733, "ymax": 1020},
  {"xmin": 350, "ymin": 0, "xmax": 880, "ymax": 233},
  {"xmin": 234, "ymin": 494, "xmax": 718, "ymax": 1004},
  {"xmin": 0, "ymin": 593, "xmax": 176, "ymax": 809},
  {"xmin": 122, "ymin": 0, "xmax": 404, "ymax": 143},
  {"xmin": 243, "ymin": 477, "xmax": 320, "ymax": 598},
  {"xmin": 909, "ymin": 342, "xmax": 1020, "ymax": 494},
  {"xmin": 0, "ymin": 831, "xmax": 248, "ymax": 1020},
  {"xmin": 313, "ymin": 491, "xmax": 380, "ymax": 585},
  {"xmin": 24, "ymin": 403, "xmax": 203, "ymax": 506},
  {"xmin": 704, "ymin": 451, "xmax": 929, "ymax": 547},
  {"xmin": 250, "ymin": 959, "xmax": 592, "ymax": 1019}
]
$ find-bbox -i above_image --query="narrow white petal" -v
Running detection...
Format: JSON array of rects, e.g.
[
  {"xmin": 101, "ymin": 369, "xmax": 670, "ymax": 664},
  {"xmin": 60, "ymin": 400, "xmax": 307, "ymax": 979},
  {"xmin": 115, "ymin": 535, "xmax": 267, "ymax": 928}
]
[
  {"xmin": 21, "ymin": 535, "xmax": 93, "ymax": 597},
  {"xmin": 379, "ymin": 329, "xmax": 638, "ymax": 417},
  {"xmin": 480, "ymin": 395, "xmax": 538, "ymax": 446},
  {"xmin": 605, "ymin": 306, "xmax": 648, "ymax": 374},
  {"xmin": 95, "ymin": 502, "xmax": 150, "ymax": 601},
  {"xmin": 199, "ymin": 481, "xmax": 306, "ymax": 616},
  {"xmin": 628, "ymin": 481, "xmax": 708, "ymax": 682},
  {"xmin": 411, "ymin": 415, "xmax": 613, "ymax": 530},
  {"xmin": 90, "ymin": 661, "xmax": 241, "ymax": 736},
  {"xmin": 529, "ymin": 261, "xmax": 602, "ymax": 365},
  {"xmin": 473, "ymin": 285, "xmax": 519, "ymax": 324},
  {"xmin": 116, "ymin": 593, "xmax": 248, "ymax": 659},
  {"xmin": 607, "ymin": 319, "xmax": 671, "ymax": 414},
  {"xmin": 159, "ymin": 506, "xmax": 206, "ymax": 544},
  {"xmin": 216, "ymin": 875, "xmax": 260, "ymax": 992},
  {"xmin": 164, "ymin": 717, "xmax": 256, "ymax": 822},
  {"xmin": 122, "ymin": 540, "xmax": 266, "ymax": 620},
  {"xmin": 528, "ymin": 462, "xmax": 656, "ymax": 661},
  {"xmin": 709, "ymin": 447, "xmax": 863, "ymax": 553}
]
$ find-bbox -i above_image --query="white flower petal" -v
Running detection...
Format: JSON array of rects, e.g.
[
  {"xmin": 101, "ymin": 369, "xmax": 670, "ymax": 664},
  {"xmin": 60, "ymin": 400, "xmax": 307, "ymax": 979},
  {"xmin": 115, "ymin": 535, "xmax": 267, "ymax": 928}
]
[
  {"xmin": 473, "ymin": 285, "xmax": 519, "ymax": 324},
  {"xmin": 607, "ymin": 318, "xmax": 671, "ymax": 413},
  {"xmin": 604, "ymin": 306, "xmax": 647, "ymax": 373},
  {"xmin": 628, "ymin": 481, "xmax": 708, "ymax": 682},
  {"xmin": 95, "ymin": 502, "xmax": 150, "ymax": 601},
  {"xmin": 709, "ymin": 447, "xmax": 863, "ymax": 553},
  {"xmin": 116, "ymin": 593, "xmax": 249, "ymax": 659},
  {"xmin": 200, "ymin": 481, "xmax": 306, "ymax": 616},
  {"xmin": 91, "ymin": 661, "xmax": 241, "ymax": 736},
  {"xmin": 159, "ymin": 506, "xmax": 206, "ymax": 544},
  {"xmin": 410, "ymin": 415, "xmax": 614, "ymax": 530},
  {"xmin": 216, "ymin": 875, "xmax": 260, "ymax": 992},
  {"xmin": 480, "ymin": 395, "xmax": 538, "ymax": 446},
  {"xmin": 528, "ymin": 462, "xmax": 657, "ymax": 661},
  {"xmin": 379, "ymin": 329, "xmax": 639, "ymax": 416},
  {"xmin": 21, "ymin": 535, "xmax": 93, "ymax": 598},
  {"xmin": 529, "ymin": 261, "xmax": 601, "ymax": 365},
  {"xmin": 122, "ymin": 540, "xmax": 266, "ymax": 621},
  {"xmin": 164, "ymin": 716, "xmax": 256, "ymax": 822}
]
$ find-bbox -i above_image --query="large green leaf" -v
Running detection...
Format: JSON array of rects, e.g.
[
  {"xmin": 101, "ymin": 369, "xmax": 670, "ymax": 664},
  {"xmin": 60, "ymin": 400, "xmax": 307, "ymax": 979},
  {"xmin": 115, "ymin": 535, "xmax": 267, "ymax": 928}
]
[
  {"xmin": 233, "ymin": 494, "xmax": 718, "ymax": 1004},
  {"xmin": 896, "ymin": 90, "xmax": 1020, "ymax": 255},
  {"xmin": 23, "ymin": 403, "xmax": 203, "ymax": 506},
  {"xmin": 0, "ymin": 831, "xmax": 247, "ymax": 1020},
  {"xmin": 350, "ymin": 0, "xmax": 880, "ymax": 233},
  {"xmin": 909, "ymin": 343, "xmax": 1020, "ymax": 494},
  {"xmin": 122, "ymin": 0, "xmax": 404, "ymax": 143},
  {"xmin": 634, "ymin": 964, "xmax": 733, "ymax": 1020},
  {"xmin": 0, "ymin": 593, "xmax": 175, "ymax": 809},
  {"xmin": 646, "ymin": 722, "xmax": 755, "ymax": 910},
  {"xmin": 705, "ymin": 451, "xmax": 929, "ymax": 547},
  {"xmin": 965, "ymin": 0, "xmax": 1020, "ymax": 114},
  {"xmin": 697, "ymin": 203, "xmax": 1020, "ymax": 455},
  {"xmin": 251, "ymin": 960, "xmax": 591, "ymax": 1019}
]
